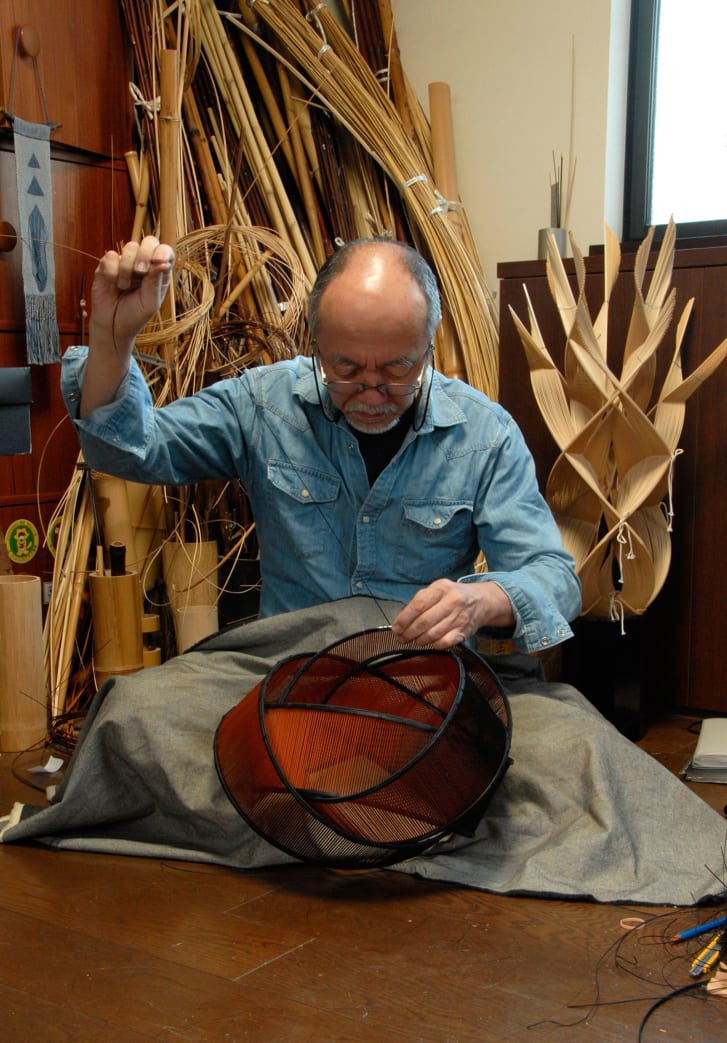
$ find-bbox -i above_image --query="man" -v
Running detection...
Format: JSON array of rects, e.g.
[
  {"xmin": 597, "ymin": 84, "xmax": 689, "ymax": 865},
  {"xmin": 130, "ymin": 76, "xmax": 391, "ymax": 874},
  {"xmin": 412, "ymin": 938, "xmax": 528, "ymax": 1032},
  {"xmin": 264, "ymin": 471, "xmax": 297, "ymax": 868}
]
[{"xmin": 62, "ymin": 235, "xmax": 581, "ymax": 652}]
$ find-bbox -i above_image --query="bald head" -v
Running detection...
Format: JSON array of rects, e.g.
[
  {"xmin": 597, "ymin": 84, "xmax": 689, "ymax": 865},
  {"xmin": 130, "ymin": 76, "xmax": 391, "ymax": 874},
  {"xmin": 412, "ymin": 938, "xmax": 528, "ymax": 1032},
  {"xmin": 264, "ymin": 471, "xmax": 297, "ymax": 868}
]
[{"xmin": 308, "ymin": 238, "xmax": 442, "ymax": 344}]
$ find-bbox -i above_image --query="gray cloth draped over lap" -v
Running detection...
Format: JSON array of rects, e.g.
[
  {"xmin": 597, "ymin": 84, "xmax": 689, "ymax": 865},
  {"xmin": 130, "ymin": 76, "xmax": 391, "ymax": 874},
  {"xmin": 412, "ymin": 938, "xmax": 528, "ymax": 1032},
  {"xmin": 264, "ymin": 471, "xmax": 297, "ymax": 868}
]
[{"xmin": 2, "ymin": 597, "xmax": 724, "ymax": 905}]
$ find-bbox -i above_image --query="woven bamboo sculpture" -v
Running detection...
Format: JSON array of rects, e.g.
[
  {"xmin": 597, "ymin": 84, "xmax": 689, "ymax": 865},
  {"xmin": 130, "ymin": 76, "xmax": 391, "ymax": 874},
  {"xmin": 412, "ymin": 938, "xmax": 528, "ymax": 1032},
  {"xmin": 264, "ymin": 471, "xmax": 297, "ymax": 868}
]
[{"xmin": 509, "ymin": 220, "xmax": 727, "ymax": 623}]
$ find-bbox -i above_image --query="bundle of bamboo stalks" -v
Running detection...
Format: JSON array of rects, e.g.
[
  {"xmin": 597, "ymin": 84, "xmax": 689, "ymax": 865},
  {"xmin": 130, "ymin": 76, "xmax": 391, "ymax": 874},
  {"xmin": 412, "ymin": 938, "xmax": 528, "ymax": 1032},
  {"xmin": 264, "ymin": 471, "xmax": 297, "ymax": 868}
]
[
  {"xmin": 510, "ymin": 219, "xmax": 727, "ymax": 623},
  {"xmin": 120, "ymin": 0, "xmax": 498, "ymax": 392},
  {"xmin": 231, "ymin": 0, "xmax": 499, "ymax": 393}
]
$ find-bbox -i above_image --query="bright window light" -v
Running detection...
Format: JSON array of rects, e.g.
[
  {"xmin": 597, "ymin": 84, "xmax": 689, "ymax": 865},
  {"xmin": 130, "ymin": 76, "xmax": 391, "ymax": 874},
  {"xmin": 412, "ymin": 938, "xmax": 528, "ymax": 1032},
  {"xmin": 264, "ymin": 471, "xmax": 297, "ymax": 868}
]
[{"xmin": 651, "ymin": 0, "xmax": 727, "ymax": 225}]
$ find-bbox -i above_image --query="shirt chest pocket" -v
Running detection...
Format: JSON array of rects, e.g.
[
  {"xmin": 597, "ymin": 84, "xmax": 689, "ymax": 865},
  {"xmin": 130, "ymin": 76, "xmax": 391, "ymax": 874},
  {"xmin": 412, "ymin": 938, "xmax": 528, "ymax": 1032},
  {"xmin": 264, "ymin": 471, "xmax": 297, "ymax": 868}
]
[
  {"xmin": 396, "ymin": 499, "xmax": 476, "ymax": 581},
  {"xmin": 265, "ymin": 461, "xmax": 342, "ymax": 559}
]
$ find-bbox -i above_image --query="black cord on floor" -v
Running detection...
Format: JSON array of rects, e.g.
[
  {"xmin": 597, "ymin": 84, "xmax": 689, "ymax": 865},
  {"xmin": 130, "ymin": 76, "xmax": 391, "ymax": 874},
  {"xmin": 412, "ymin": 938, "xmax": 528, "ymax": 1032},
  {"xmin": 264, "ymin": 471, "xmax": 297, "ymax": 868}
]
[{"xmin": 637, "ymin": 980, "xmax": 705, "ymax": 1041}]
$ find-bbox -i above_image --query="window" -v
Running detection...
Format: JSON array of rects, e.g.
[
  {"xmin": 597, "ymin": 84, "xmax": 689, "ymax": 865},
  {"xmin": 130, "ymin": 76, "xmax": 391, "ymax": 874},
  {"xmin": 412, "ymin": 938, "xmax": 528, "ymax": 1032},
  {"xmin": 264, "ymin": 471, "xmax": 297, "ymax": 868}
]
[{"xmin": 623, "ymin": 0, "xmax": 727, "ymax": 244}]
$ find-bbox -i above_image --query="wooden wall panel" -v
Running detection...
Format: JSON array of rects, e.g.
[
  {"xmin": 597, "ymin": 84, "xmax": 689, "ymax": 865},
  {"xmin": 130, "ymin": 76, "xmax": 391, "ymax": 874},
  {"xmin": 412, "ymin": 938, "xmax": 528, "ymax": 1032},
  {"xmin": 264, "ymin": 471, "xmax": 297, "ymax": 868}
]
[
  {"xmin": 0, "ymin": 0, "xmax": 132, "ymax": 156},
  {"xmin": 0, "ymin": 0, "xmax": 134, "ymax": 596}
]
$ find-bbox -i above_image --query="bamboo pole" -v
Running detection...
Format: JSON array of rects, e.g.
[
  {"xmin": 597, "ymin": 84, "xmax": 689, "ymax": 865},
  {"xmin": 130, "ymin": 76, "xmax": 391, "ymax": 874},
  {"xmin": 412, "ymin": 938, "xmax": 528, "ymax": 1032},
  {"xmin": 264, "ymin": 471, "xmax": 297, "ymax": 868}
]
[
  {"xmin": 125, "ymin": 149, "xmax": 152, "ymax": 243},
  {"xmin": 181, "ymin": 87, "xmax": 229, "ymax": 224},
  {"xmin": 45, "ymin": 476, "xmax": 95, "ymax": 718},
  {"xmin": 278, "ymin": 66, "xmax": 327, "ymax": 266},
  {"xmin": 159, "ymin": 48, "xmax": 181, "ymax": 247}
]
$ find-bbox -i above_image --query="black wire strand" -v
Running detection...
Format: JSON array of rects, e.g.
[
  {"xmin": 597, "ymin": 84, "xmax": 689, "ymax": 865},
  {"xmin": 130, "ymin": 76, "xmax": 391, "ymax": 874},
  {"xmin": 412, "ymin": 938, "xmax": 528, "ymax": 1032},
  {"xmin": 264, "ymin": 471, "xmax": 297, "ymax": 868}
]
[
  {"xmin": 527, "ymin": 903, "xmax": 727, "ymax": 1034},
  {"xmin": 637, "ymin": 980, "xmax": 705, "ymax": 1041}
]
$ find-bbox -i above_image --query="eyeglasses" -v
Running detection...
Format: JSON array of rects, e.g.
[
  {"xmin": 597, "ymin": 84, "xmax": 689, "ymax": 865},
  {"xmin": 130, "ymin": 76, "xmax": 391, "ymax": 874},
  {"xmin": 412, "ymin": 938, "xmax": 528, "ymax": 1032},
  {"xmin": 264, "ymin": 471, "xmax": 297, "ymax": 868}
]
[{"xmin": 314, "ymin": 346, "xmax": 432, "ymax": 398}]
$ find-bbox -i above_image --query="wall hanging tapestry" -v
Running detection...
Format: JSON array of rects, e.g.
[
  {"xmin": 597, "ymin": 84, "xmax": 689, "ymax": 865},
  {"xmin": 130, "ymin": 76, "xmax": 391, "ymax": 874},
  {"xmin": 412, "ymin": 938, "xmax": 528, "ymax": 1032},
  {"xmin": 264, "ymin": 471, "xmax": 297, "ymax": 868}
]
[{"xmin": 11, "ymin": 115, "xmax": 60, "ymax": 364}]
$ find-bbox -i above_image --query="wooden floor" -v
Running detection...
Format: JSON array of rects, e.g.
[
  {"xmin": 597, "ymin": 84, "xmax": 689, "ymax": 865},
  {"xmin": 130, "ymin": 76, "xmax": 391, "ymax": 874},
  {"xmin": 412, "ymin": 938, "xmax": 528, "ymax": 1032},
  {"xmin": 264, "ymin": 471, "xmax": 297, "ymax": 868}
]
[{"xmin": 1, "ymin": 714, "xmax": 725, "ymax": 1042}]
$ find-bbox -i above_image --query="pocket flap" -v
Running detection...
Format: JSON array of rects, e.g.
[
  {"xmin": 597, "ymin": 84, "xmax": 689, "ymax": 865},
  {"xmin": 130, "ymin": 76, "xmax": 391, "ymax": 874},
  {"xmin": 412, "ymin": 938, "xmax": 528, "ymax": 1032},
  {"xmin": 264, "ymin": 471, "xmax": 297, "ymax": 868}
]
[
  {"xmin": 403, "ymin": 500, "xmax": 473, "ymax": 530},
  {"xmin": 267, "ymin": 460, "xmax": 340, "ymax": 504}
]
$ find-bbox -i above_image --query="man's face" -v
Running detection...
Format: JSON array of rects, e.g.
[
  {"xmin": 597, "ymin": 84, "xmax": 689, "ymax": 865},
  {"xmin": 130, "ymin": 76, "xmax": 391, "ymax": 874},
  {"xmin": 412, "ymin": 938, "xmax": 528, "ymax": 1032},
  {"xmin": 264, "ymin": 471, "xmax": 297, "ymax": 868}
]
[
  {"xmin": 314, "ymin": 342, "xmax": 431, "ymax": 433},
  {"xmin": 313, "ymin": 249, "xmax": 431, "ymax": 434}
]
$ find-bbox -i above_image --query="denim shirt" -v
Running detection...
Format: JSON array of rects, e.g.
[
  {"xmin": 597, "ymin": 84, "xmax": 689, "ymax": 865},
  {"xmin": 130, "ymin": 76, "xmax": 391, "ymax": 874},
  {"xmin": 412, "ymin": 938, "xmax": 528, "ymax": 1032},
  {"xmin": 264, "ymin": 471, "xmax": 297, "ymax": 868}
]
[{"xmin": 62, "ymin": 348, "xmax": 581, "ymax": 651}]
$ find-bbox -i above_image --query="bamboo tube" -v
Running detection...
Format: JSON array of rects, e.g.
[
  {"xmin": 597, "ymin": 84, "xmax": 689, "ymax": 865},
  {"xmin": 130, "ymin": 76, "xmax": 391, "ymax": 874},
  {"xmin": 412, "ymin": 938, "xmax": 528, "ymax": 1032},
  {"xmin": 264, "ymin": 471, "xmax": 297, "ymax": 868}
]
[
  {"xmin": 142, "ymin": 611, "xmax": 162, "ymax": 669},
  {"xmin": 124, "ymin": 149, "xmax": 152, "ymax": 243},
  {"xmin": 88, "ymin": 571, "xmax": 144, "ymax": 688},
  {"xmin": 159, "ymin": 48, "xmax": 181, "ymax": 248},
  {"xmin": 0, "ymin": 575, "xmax": 48, "ymax": 752},
  {"xmin": 162, "ymin": 538, "xmax": 219, "ymax": 653},
  {"xmin": 175, "ymin": 603, "xmax": 218, "ymax": 653},
  {"xmin": 162, "ymin": 539, "xmax": 218, "ymax": 607},
  {"xmin": 428, "ymin": 82, "xmax": 464, "ymax": 240},
  {"xmin": 91, "ymin": 473, "xmax": 136, "ymax": 566},
  {"xmin": 125, "ymin": 481, "xmax": 167, "ymax": 593}
]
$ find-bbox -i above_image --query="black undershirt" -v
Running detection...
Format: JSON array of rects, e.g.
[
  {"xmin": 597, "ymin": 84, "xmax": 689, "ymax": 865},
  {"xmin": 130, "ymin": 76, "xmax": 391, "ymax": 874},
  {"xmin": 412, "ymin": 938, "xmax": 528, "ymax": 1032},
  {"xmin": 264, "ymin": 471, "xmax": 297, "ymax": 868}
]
[{"xmin": 350, "ymin": 403, "xmax": 417, "ymax": 485}]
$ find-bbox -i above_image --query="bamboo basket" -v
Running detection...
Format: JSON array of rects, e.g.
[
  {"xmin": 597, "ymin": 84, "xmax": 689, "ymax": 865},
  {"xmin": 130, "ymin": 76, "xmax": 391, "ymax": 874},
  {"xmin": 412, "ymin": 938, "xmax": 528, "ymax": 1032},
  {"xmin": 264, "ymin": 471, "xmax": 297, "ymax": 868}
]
[
  {"xmin": 88, "ymin": 571, "xmax": 145, "ymax": 688},
  {"xmin": 162, "ymin": 539, "xmax": 220, "ymax": 653}
]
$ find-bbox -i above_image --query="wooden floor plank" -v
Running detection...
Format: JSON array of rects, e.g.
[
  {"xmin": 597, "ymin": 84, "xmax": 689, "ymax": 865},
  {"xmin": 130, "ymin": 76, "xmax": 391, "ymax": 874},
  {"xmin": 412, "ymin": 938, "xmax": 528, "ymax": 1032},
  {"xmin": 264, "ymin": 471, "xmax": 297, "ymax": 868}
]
[{"xmin": 0, "ymin": 845, "xmax": 317, "ymax": 979}]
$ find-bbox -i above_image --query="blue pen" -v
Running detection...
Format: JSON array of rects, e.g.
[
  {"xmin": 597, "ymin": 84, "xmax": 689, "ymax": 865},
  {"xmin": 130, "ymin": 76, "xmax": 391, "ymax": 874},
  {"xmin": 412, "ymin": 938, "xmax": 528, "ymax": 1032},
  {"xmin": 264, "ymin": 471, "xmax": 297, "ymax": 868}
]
[{"xmin": 672, "ymin": 913, "xmax": 727, "ymax": 942}]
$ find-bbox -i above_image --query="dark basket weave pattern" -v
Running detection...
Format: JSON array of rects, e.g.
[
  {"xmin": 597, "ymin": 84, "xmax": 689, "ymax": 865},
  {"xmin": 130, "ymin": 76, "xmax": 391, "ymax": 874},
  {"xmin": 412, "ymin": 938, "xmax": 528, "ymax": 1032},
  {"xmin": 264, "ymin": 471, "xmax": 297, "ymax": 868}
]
[{"xmin": 215, "ymin": 628, "xmax": 511, "ymax": 867}]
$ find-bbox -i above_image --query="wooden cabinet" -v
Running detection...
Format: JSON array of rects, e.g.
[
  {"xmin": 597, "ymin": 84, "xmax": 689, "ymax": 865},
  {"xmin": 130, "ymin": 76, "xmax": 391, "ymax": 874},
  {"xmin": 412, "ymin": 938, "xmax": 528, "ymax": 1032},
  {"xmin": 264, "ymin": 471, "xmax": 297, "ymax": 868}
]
[
  {"xmin": 0, "ymin": 1, "xmax": 134, "ymax": 587},
  {"xmin": 0, "ymin": 0, "xmax": 132, "ymax": 156},
  {"xmin": 498, "ymin": 247, "xmax": 727, "ymax": 715}
]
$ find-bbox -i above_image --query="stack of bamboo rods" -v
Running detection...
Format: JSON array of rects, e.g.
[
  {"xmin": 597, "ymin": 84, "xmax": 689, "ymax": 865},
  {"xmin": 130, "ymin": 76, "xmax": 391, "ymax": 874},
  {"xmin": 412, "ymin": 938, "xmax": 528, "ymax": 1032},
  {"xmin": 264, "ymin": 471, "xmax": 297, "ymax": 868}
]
[
  {"xmin": 231, "ymin": 0, "xmax": 499, "ymax": 396},
  {"xmin": 43, "ymin": 466, "xmax": 95, "ymax": 732},
  {"xmin": 120, "ymin": 0, "xmax": 498, "ymax": 392}
]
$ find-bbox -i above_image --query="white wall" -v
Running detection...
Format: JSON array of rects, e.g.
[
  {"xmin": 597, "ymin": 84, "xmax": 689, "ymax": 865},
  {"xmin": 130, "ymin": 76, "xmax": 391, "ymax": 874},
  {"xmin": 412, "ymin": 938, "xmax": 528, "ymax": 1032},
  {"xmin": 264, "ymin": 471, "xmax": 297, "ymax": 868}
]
[{"xmin": 391, "ymin": 0, "xmax": 631, "ymax": 298}]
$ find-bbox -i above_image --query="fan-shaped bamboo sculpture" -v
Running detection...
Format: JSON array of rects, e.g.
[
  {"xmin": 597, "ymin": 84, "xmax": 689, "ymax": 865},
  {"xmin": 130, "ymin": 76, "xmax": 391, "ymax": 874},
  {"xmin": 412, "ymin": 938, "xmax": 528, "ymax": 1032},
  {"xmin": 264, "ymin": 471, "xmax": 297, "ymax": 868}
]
[{"xmin": 509, "ymin": 220, "xmax": 727, "ymax": 623}]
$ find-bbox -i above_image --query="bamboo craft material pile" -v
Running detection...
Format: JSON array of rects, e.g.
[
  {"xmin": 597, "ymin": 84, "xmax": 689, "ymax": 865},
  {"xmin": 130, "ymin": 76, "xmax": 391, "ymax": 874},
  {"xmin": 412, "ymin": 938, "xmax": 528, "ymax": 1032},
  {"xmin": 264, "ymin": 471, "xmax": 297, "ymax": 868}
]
[
  {"xmin": 509, "ymin": 220, "xmax": 727, "ymax": 622},
  {"xmin": 43, "ymin": 0, "xmax": 500, "ymax": 739}
]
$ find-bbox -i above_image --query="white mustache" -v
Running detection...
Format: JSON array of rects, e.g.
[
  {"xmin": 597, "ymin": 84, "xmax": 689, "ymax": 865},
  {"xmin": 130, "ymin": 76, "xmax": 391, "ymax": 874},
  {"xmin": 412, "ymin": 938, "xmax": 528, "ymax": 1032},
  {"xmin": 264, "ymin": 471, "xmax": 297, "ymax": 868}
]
[{"xmin": 344, "ymin": 402, "xmax": 399, "ymax": 418}]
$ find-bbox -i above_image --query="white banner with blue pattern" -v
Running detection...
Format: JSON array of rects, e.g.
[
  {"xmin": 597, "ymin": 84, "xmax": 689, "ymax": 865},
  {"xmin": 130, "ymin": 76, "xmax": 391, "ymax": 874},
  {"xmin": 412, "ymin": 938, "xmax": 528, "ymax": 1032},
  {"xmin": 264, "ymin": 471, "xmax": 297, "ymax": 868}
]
[{"xmin": 12, "ymin": 116, "xmax": 60, "ymax": 364}]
